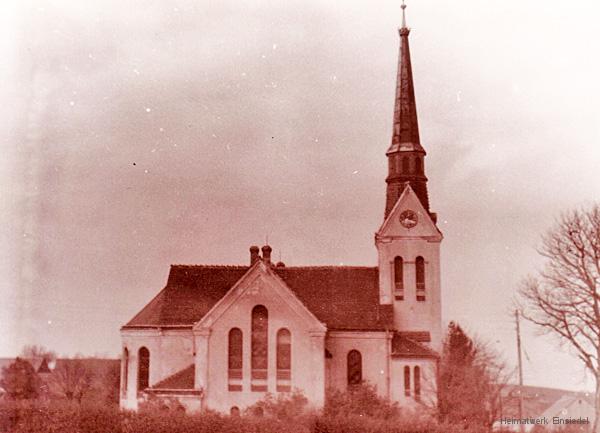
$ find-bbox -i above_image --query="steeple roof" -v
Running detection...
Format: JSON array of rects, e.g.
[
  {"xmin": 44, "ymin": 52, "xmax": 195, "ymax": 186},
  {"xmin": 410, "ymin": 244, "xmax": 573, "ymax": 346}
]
[{"xmin": 388, "ymin": 2, "xmax": 423, "ymax": 154}]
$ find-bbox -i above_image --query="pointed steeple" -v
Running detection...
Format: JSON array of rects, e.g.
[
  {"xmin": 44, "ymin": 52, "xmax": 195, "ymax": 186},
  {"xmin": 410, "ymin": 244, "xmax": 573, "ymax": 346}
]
[
  {"xmin": 385, "ymin": 1, "xmax": 430, "ymax": 218},
  {"xmin": 391, "ymin": 1, "xmax": 422, "ymax": 150}
]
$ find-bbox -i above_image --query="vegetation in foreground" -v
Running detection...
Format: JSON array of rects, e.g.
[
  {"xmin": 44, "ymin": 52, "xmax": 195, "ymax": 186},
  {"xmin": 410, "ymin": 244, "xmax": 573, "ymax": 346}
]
[{"xmin": 0, "ymin": 397, "xmax": 588, "ymax": 433}]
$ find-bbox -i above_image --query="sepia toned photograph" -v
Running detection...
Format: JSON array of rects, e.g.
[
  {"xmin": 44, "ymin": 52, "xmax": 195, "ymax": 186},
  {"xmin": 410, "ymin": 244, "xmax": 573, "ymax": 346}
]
[{"xmin": 1, "ymin": 0, "xmax": 599, "ymax": 432}]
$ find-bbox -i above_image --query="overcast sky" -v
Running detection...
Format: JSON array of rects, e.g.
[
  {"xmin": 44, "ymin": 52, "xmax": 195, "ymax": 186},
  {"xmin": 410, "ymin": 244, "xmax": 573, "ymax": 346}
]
[{"xmin": 1, "ymin": 0, "xmax": 599, "ymax": 392}]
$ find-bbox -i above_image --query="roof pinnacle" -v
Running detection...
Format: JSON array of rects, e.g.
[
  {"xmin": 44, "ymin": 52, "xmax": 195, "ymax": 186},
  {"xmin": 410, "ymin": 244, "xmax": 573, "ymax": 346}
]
[{"xmin": 401, "ymin": 0, "xmax": 407, "ymax": 29}]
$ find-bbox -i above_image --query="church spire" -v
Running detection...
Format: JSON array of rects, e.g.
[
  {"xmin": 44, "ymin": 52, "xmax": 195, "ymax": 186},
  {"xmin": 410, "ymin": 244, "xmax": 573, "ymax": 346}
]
[{"xmin": 385, "ymin": 1, "xmax": 430, "ymax": 218}]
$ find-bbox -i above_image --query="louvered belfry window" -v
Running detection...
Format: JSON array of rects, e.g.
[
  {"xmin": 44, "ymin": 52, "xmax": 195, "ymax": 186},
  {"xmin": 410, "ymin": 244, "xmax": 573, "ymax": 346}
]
[
  {"xmin": 415, "ymin": 157, "xmax": 422, "ymax": 175},
  {"xmin": 402, "ymin": 156, "xmax": 410, "ymax": 173},
  {"xmin": 228, "ymin": 328, "xmax": 243, "ymax": 391},
  {"xmin": 416, "ymin": 256, "xmax": 426, "ymax": 301},
  {"xmin": 394, "ymin": 256, "xmax": 404, "ymax": 300},
  {"xmin": 276, "ymin": 328, "xmax": 291, "ymax": 392},
  {"xmin": 347, "ymin": 350, "xmax": 362, "ymax": 386},
  {"xmin": 251, "ymin": 305, "xmax": 268, "ymax": 391}
]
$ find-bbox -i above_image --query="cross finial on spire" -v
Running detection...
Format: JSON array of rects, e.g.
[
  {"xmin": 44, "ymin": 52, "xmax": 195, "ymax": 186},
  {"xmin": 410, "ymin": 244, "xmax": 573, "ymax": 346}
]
[{"xmin": 401, "ymin": 0, "xmax": 407, "ymax": 29}]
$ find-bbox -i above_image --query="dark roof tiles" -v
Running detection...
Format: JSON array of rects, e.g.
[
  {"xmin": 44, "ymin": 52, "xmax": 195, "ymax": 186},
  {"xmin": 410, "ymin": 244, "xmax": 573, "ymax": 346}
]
[
  {"xmin": 124, "ymin": 264, "xmax": 393, "ymax": 331},
  {"xmin": 152, "ymin": 364, "xmax": 195, "ymax": 390},
  {"xmin": 391, "ymin": 333, "xmax": 438, "ymax": 359}
]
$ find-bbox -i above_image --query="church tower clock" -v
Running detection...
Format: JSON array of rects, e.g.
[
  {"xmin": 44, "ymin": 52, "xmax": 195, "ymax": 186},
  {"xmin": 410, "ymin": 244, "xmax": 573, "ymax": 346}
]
[{"xmin": 375, "ymin": 3, "xmax": 443, "ymax": 352}]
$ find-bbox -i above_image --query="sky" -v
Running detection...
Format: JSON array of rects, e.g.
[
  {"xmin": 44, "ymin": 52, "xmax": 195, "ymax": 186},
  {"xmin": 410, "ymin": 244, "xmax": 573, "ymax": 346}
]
[{"xmin": 1, "ymin": 0, "xmax": 599, "ymax": 392}]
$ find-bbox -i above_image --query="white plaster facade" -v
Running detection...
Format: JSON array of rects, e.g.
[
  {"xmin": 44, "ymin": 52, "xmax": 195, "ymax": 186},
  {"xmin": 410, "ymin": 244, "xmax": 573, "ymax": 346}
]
[
  {"xmin": 120, "ymin": 329, "xmax": 194, "ymax": 410},
  {"xmin": 191, "ymin": 264, "xmax": 327, "ymax": 413},
  {"xmin": 120, "ymin": 242, "xmax": 442, "ymax": 414},
  {"xmin": 376, "ymin": 185, "xmax": 444, "ymax": 352}
]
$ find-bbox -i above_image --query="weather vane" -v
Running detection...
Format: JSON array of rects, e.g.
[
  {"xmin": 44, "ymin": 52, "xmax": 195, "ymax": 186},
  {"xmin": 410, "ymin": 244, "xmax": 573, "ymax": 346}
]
[{"xmin": 401, "ymin": 0, "xmax": 407, "ymax": 29}]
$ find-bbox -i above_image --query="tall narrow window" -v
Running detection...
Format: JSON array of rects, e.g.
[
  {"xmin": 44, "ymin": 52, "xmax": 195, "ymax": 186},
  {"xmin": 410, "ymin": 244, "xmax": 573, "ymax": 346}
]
[
  {"xmin": 228, "ymin": 328, "xmax": 243, "ymax": 391},
  {"xmin": 122, "ymin": 348, "xmax": 129, "ymax": 397},
  {"xmin": 393, "ymin": 256, "xmax": 404, "ymax": 300},
  {"xmin": 415, "ymin": 157, "xmax": 422, "ymax": 175},
  {"xmin": 347, "ymin": 350, "xmax": 362, "ymax": 386},
  {"xmin": 138, "ymin": 347, "xmax": 149, "ymax": 393},
  {"xmin": 402, "ymin": 156, "xmax": 410, "ymax": 173},
  {"xmin": 404, "ymin": 365, "xmax": 411, "ymax": 396},
  {"xmin": 416, "ymin": 256, "xmax": 426, "ymax": 301},
  {"xmin": 414, "ymin": 366, "xmax": 421, "ymax": 401},
  {"xmin": 276, "ymin": 329, "xmax": 291, "ymax": 392},
  {"xmin": 251, "ymin": 305, "xmax": 268, "ymax": 391}
]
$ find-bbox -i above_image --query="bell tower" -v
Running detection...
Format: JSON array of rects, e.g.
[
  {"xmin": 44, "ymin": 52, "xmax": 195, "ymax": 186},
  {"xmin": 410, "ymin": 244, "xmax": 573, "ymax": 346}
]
[
  {"xmin": 385, "ymin": 1, "xmax": 429, "ymax": 219},
  {"xmin": 376, "ymin": 2, "xmax": 442, "ymax": 352}
]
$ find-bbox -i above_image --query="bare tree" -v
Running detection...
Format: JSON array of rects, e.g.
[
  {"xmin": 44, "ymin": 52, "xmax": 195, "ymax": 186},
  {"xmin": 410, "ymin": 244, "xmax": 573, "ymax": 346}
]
[
  {"xmin": 20, "ymin": 345, "xmax": 57, "ymax": 365},
  {"xmin": 518, "ymin": 204, "xmax": 600, "ymax": 432},
  {"xmin": 48, "ymin": 357, "xmax": 94, "ymax": 403}
]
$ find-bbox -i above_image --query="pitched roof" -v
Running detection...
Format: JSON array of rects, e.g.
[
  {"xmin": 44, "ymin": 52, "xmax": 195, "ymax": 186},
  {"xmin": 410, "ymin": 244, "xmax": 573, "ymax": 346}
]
[
  {"xmin": 397, "ymin": 331, "xmax": 431, "ymax": 342},
  {"xmin": 540, "ymin": 394, "xmax": 594, "ymax": 419},
  {"xmin": 500, "ymin": 385, "xmax": 593, "ymax": 419},
  {"xmin": 391, "ymin": 333, "xmax": 438, "ymax": 359},
  {"xmin": 125, "ymin": 266, "xmax": 249, "ymax": 328},
  {"xmin": 124, "ymin": 264, "xmax": 393, "ymax": 331},
  {"xmin": 152, "ymin": 365, "xmax": 195, "ymax": 390},
  {"xmin": 37, "ymin": 358, "xmax": 51, "ymax": 373}
]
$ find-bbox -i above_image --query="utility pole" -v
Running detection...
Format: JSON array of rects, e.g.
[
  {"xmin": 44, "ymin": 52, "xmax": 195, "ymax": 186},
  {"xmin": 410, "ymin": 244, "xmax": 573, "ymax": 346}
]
[{"xmin": 515, "ymin": 309, "xmax": 525, "ymax": 433}]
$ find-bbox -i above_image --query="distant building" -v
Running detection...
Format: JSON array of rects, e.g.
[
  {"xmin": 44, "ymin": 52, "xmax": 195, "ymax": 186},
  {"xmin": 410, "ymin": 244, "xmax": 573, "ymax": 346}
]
[
  {"xmin": 538, "ymin": 394, "xmax": 593, "ymax": 431},
  {"xmin": 494, "ymin": 385, "xmax": 594, "ymax": 432},
  {"xmin": 120, "ymin": 7, "xmax": 443, "ymax": 414}
]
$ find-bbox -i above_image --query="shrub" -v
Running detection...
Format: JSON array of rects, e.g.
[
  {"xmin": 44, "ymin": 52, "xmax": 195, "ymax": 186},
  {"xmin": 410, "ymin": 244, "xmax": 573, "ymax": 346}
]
[
  {"xmin": 138, "ymin": 393, "xmax": 186, "ymax": 413},
  {"xmin": 245, "ymin": 388, "xmax": 309, "ymax": 421},
  {"xmin": 323, "ymin": 383, "xmax": 402, "ymax": 420},
  {"xmin": 0, "ymin": 358, "xmax": 41, "ymax": 400}
]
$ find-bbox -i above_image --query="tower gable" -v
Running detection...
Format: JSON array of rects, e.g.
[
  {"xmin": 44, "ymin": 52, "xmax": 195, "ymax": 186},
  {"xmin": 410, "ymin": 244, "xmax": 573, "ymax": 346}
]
[
  {"xmin": 377, "ymin": 183, "xmax": 442, "ymax": 241},
  {"xmin": 193, "ymin": 261, "xmax": 326, "ymax": 333}
]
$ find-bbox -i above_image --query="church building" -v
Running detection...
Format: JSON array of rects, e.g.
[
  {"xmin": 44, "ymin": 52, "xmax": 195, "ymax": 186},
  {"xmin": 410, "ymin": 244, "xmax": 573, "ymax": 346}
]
[{"xmin": 120, "ymin": 6, "xmax": 444, "ymax": 414}]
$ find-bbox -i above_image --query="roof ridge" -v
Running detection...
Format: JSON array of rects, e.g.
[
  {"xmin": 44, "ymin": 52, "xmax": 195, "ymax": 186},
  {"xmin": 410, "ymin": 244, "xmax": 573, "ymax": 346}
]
[
  {"xmin": 171, "ymin": 264, "xmax": 378, "ymax": 269},
  {"xmin": 277, "ymin": 265, "xmax": 377, "ymax": 270},
  {"xmin": 170, "ymin": 264, "xmax": 249, "ymax": 269}
]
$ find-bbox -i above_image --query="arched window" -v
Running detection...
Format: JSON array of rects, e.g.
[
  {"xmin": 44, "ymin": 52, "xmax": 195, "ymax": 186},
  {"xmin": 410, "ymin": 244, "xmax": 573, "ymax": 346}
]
[
  {"xmin": 228, "ymin": 328, "xmax": 243, "ymax": 391},
  {"xmin": 347, "ymin": 350, "xmax": 362, "ymax": 386},
  {"xmin": 389, "ymin": 157, "xmax": 396, "ymax": 175},
  {"xmin": 415, "ymin": 157, "xmax": 422, "ymax": 175},
  {"xmin": 416, "ymin": 256, "xmax": 426, "ymax": 301},
  {"xmin": 402, "ymin": 156, "xmax": 410, "ymax": 173},
  {"xmin": 251, "ymin": 305, "xmax": 268, "ymax": 391},
  {"xmin": 230, "ymin": 406, "xmax": 240, "ymax": 417},
  {"xmin": 404, "ymin": 365, "xmax": 411, "ymax": 396},
  {"xmin": 414, "ymin": 366, "xmax": 421, "ymax": 401},
  {"xmin": 122, "ymin": 347, "xmax": 129, "ymax": 397},
  {"xmin": 276, "ymin": 329, "xmax": 292, "ymax": 392},
  {"xmin": 393, "ymin": 256, "xmax": 404, "ymax": 300},
  {"xmin": 138, "ymin": 347, "xmax": 149, "ymax": 392}
]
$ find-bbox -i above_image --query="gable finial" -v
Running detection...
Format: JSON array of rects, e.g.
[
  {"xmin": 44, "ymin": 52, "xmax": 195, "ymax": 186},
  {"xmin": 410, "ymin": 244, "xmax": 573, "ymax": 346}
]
[{"xmin": 401, "ymin": 0, "xmax": 407, "ymax": 29}]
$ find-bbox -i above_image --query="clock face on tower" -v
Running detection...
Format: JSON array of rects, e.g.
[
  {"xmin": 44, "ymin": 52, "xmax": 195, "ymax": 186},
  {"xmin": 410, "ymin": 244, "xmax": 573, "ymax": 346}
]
[{"xmin": 399, "ymin": 209, "xmax": 418, "ymax": 228}]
